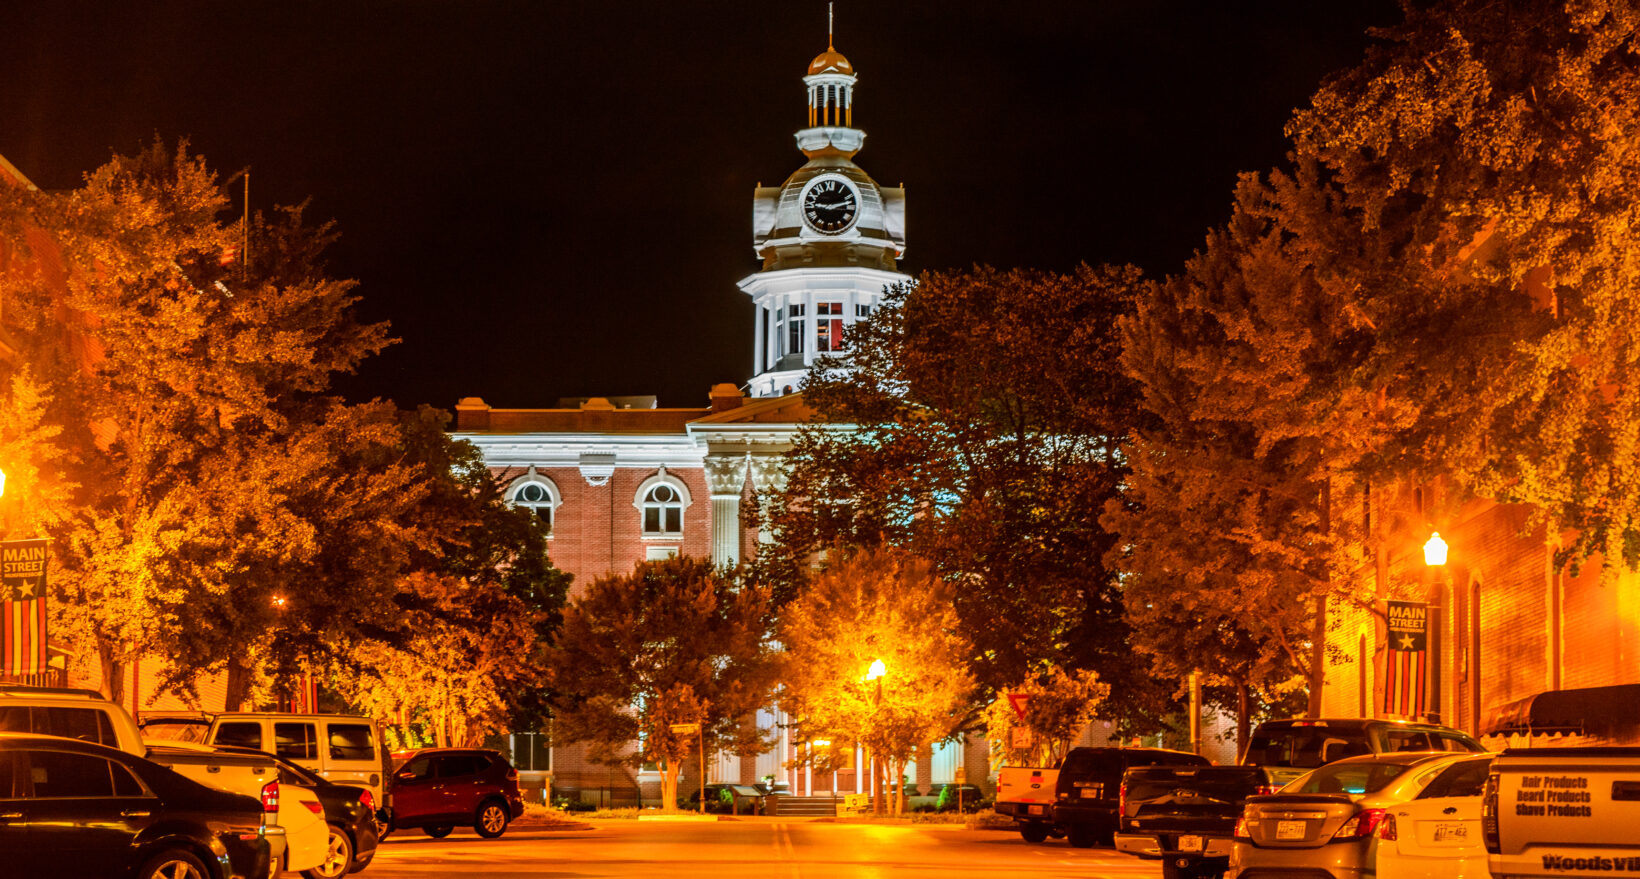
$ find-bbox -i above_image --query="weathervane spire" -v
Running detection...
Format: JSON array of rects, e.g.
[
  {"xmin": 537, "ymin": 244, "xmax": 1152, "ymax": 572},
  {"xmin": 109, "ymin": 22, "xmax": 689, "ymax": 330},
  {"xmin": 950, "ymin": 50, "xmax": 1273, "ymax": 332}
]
[{"xmin": 828, "ymin": 2, "xmax": 834, "ymax": 50}]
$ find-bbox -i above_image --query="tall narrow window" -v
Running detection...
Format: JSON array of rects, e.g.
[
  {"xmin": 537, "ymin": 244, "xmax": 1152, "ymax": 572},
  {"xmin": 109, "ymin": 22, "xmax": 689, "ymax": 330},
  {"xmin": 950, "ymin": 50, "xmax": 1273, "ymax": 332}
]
[
  {"xmin": 787, "ymin": 303, "xmax": 806, "ymax": 355},
  {"xmin": 816, "ymin": 301, "xmax": 845, "ymax": 352},
  {"xmin": 642, "ymin": 483, "xmax": 684, "ymax": 535}
]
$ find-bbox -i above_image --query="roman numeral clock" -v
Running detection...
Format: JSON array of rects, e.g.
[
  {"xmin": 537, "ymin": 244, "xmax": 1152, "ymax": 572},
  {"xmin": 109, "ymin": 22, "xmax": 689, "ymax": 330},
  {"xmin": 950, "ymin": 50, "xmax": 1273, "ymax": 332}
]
[{"xmin": 802, "ymin": 176, "xmax": 859, "ymax": 234}]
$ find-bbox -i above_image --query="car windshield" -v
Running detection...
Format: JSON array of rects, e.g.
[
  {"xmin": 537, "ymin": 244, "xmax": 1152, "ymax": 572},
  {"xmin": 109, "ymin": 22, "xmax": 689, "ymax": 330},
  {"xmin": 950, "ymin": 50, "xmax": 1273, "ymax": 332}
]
[
  {"xmin": 1247, "ymin": 726, "xmax": 1369, "ymax": 768},
  {"xmin": 1284, "ymin": 760, "xmax": 1423, "ymax": 796}
]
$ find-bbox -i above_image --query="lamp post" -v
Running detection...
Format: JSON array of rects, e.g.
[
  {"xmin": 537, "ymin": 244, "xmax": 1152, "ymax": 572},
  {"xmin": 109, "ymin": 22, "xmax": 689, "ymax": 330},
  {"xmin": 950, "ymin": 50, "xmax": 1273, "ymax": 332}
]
[
  {"xmin": 865, "ymin": 658, "xmax": 886, "ymax": 815},
  {"xmin": 1423, "ymin": 532, "xmax": 1449, "ymax": 724}
]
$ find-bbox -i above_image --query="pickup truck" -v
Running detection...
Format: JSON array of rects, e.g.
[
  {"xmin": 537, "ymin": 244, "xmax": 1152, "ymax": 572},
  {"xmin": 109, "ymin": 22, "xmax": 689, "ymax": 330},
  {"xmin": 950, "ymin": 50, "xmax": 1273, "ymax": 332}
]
[
  {"xmin": 1113, "ymin": 765, "xmax": 1276, "ymax": 879},
  {"xmin": 1484, "ymin": 747, "xmax": 1640, "ymax": 877},
  {"xmin": 997, "ymin": 747, "xmax": 1208, "ymax": 846}
]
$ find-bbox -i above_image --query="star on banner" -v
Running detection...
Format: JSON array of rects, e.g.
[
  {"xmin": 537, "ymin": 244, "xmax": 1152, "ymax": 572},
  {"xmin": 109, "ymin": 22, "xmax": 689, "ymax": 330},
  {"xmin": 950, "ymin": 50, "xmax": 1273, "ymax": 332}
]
[{"xmin": 1397, "ymin": 634, "xmax": 1416, "ymax": 650}]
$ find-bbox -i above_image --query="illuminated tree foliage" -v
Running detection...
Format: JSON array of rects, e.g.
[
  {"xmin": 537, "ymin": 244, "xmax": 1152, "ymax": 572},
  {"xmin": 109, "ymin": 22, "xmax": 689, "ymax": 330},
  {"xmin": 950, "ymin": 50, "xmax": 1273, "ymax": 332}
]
[
  {"xmin": 1282, "ymin": 0, "xmax": 1640, "ymax": 573},
  {"xmin": 547, "ymin": 557, "xmax": 777, "ymax": 811},
  {"xmin": 982, "ymin": 666, "xmax": 1108, "ymax": 768},
  {"xmin": 0, "ymin": 141, "xmax": 565, "ymax": 722},
  {"xmin": 1113, "ymin": 0, "xmax": 1640, "ymax": 729},
  {"xmin": 777, "ymin": 546, "xmax": 975, "ymax": 815},
  {"xmin": 758, "ymin": 265, "xmax": 1168, "ymax": 728}
]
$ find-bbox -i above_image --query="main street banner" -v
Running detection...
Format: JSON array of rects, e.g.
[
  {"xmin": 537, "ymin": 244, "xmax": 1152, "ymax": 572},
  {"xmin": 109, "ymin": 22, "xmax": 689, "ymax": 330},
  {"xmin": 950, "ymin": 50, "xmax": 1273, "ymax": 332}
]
[
  {"xmin": 2, "ymin": 539, "xmax": 50, "ymax": 676},
  {"xmin": 1383, "ymin": 599, "xmax": 1429, "ymax": 717}
]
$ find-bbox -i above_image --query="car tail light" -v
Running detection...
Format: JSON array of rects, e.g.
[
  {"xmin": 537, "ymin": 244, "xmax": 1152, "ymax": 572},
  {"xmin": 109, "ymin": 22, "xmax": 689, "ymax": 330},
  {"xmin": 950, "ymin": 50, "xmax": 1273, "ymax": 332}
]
[
  {"xmin": 1481, "ymin": 773, "xmax": 1501, "ymax": 854},
  {"xmin": 359, "ymin": 790, "xmax": 375, "ymax": 813},
  {"xmin": 1376, "ymin": 812, "xmax": 1398, "ymax": 841},
  {"xmin": 1333, "ymin": 808, "xmax": 1387, "ymax": 840},
  {"xmin": 1234, "ymin": 815, "xmax": 1251, "ymax": 839},
  {"xmin": 261, "ymin": 781, "xmax": 280, "ymax": 814},
  {"xmin": 1256, "ymin": 784, "xmax": 1281, "ymax": 795},
  {"xmin": 1118, "ymin": 781, "xmax": 1127, "ymax": 818},
  {"xmin": 507, "ymin": 766, "xmax": 519, "ymax": 781},
  {"xmin": 303, "ymin": 800, "xmax": 323, "ymax": 814}
]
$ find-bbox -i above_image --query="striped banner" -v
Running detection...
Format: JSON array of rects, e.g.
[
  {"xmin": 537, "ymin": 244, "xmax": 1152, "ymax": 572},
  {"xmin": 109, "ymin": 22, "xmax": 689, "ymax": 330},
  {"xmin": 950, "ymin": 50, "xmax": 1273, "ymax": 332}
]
[
  {"xmin": 2, "ymin": 539, "xmax": 49, "ymax": 677},
  {"xmin": 1382, "ymin": 600, "xmax": 1428, "ymax": 717}
]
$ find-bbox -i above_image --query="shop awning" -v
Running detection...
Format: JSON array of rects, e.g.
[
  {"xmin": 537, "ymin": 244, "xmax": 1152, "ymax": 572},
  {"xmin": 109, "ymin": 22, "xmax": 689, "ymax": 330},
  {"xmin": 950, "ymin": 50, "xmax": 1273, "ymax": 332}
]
[{"xmin": 1482, "ymin": 683, "xmax": 1640, "ymax": 739}]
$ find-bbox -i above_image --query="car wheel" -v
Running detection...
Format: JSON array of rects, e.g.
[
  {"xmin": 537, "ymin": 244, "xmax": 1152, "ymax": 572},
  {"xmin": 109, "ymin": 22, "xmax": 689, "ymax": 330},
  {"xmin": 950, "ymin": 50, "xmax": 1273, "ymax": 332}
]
[
  {"xmin": 475, "ymin": 800, "xmax": 510, "ymax": 839},
  {"xmin": 301, "ymin": 825, "xmax": 354, "ymax": 879},
  {"xmin": 424, "ymin": 825, "xmax": 454, "ymax": 838},
  {"xmin": 1019, "ymin": 823, "xmax": 1050, "ymax": 843},
  {"xmin": 1161, "ymin": 858, "xmax": 1211, "ymax": 879},
  {"xmin": 139, "ymin": 848, "xmax": 210, "ymax": 879},
  {"xmin": 1065, "ymin": 825, "xmax": 1098, "ymax": 848}
]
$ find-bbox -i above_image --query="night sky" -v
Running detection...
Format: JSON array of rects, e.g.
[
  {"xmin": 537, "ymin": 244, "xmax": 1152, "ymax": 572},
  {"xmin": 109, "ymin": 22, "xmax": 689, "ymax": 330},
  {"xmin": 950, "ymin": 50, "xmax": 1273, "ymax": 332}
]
[{"xmin": 0, "ymin": 1, "xmax": 1401, "ymax": 411}]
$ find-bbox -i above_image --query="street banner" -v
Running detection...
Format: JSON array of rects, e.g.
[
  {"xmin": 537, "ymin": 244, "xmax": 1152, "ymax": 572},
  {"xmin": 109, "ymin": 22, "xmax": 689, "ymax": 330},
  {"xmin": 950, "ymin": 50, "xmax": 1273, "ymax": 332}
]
[
  {"xmin": 2, "ymin": 539, "xmax": 49, "ymax": 677},
  {"xmin": 1383, "ymin": 600, "xmax": 1429, "ymax": 717}
]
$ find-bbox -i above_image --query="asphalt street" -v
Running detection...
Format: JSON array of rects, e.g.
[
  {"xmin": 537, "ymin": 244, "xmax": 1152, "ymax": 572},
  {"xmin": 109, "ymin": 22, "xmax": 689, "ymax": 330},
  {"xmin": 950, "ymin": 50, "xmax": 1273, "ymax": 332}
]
[{"xmin": 363, "ymin": 819, "xmax": 1166, "ymax": 878}]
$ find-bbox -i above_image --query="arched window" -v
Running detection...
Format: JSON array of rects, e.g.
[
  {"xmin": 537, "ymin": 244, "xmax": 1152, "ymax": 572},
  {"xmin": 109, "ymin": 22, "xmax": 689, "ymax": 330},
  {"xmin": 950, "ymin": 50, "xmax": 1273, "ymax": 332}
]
[
  {"xmin": 642, "ymin": 483, "xmax": 684, "ymax": 535},
  {"xmin": 508, "ymin": 476, "xmax": 560, "ymax": 532}
]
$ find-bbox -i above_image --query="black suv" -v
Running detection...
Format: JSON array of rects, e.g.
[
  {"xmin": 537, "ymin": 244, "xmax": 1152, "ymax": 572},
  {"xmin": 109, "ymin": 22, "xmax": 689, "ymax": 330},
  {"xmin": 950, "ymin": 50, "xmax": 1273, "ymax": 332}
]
[{"xmin": 1051, "ymin": 747, "xmax": 1209, "ymax": 847}]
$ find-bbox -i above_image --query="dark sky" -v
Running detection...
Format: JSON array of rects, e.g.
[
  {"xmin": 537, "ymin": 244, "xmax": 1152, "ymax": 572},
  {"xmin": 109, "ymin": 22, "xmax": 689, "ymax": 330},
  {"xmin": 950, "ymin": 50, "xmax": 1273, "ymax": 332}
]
[{"xmin": 0, "ymin": 1, "xmax": 1401, "ymax": 410}]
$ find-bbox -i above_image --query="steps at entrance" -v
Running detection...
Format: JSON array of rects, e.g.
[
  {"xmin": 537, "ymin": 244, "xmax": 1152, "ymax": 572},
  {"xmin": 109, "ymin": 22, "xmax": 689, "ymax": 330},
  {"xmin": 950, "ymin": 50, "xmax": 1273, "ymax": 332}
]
[{"xmin": 769, "ymin": 795, "xmax": 840, "ymax": 817}]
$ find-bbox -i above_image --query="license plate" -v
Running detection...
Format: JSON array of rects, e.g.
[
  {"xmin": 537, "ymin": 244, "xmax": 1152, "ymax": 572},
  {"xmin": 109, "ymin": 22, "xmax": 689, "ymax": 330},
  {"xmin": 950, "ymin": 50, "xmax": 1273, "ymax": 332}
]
[
  {"xmin": 1433, "ymin": 822, "xmax": 1469, "ymax": 843},
  {"xmin": 1276, "ymin": 820, "xmax": 1307, "ymax": 840},
  {"xmin": 1080, "ymin": 789, "xmax": 1099, "ymax": 798},
  {"xmin": 1028, "ymin": 805, "xmax": 1045, "ymax": 816},
  {"xmin": 1179, "ymin": 835, "xmax": 1203, "ymax": 852}
]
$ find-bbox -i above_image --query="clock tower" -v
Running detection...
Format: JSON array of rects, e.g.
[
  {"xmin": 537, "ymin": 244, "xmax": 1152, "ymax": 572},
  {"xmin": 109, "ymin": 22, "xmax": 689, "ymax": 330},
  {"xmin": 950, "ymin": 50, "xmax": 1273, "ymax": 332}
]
[{"xmin": 742, "ymin": 36, "xmax": 909, "ymax": 397}]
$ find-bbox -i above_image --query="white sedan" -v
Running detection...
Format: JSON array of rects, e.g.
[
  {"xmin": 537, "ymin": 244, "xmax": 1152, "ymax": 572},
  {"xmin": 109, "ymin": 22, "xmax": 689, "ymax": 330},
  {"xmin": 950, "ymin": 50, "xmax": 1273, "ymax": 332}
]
[{"xmin": 1375, "ymin": 753, "xmax": 1495, "ymax": 879}]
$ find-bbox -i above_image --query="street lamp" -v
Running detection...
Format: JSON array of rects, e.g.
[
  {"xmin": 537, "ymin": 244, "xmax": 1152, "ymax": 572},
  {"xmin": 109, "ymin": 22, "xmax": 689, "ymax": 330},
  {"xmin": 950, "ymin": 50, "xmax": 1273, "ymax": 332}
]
[
  {"xmin": 1424, "ymin": 532, "xmax": 1448, "ymax": 567},
  {"xmin": 864, "ymin": 659, "xmax": 886, "ymax": 814}
]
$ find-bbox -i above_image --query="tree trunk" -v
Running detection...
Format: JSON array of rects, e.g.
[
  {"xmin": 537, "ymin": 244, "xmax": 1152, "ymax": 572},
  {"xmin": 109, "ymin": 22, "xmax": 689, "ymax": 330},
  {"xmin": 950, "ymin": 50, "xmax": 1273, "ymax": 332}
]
[
  {"xmin": 1236, "ymin": 679, "xmax": 1251, "ymax": 761},
  {"xmin": 223, "ymin": 653, "xmax": 252, "ymax": 711},
  {"xmin": 97, "ymin": 635, "xmax": 125, "ymax": 706},
  {"xmin": 662, "ymin": 760, "xmax": 681, "ymax": 812},
  {"xmin": 1307, "ymin": 478, "xmax": 1333, "ymax": 717}
]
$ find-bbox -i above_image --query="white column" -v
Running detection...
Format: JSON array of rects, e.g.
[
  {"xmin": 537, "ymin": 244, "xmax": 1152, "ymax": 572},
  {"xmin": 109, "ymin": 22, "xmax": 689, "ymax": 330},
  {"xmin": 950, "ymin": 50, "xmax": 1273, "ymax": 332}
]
[
  {"xmin": 704, "ymin": 455, "xmax": 746, "ymax": 568},
  {"xmin": 803, "ymin": 290, "xmax": 816, "ymax": 367},
  {"xmin": 753, "ymin": 305, "xmax": 765, "ymax": 377}
]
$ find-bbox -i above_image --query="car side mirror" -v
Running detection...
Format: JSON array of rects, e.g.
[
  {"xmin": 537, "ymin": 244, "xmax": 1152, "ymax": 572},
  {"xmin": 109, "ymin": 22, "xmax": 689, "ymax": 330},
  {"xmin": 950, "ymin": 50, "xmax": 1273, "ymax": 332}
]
[{"xmin": 396, "ymin": 770, "xmax": 416, "ymax": 781}]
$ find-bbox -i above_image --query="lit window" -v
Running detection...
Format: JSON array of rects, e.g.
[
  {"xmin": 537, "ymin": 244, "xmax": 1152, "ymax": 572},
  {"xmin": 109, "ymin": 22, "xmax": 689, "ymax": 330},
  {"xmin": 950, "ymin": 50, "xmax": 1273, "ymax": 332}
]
[
  {"xmin": 787, "ymin": 303, "xmax": 806, "ymax": 355},
  {"xmin": 509, "ymin": 479, "xmax": 559, "ymax": 532},
  {"xmin": 642, "ymin": 483, "xmax": 684, "ymax": 535},
  {"xmin": 855, "ymin": 303, "xmax": 872, "ymax": 318},
  {"xmin": 816, "ymin": 301, "xmax": 845, "ymax": 352}
]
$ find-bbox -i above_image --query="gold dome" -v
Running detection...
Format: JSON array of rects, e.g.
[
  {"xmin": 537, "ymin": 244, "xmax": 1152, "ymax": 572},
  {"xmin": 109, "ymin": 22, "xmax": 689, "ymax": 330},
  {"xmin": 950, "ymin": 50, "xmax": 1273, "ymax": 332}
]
[{"xmin": 808, "ymin": 45, "xmax": 853, "ymax": 76}]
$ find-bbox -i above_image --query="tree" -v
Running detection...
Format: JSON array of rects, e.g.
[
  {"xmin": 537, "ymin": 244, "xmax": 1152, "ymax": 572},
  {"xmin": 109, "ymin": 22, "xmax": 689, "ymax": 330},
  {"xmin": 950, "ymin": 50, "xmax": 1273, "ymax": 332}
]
[
  {"xmin": 756, "ymin": 265, "xmax": 1167, "ymax": 729},
  {"xmin": 982, "ymin": 667, "xmax": 1108, "ymax": 769},
  {"xmin": 1280, "ymin": 0, "xmax": 1640, "ymax": 574},
  {"xmin": 547, "ymin": 557, "xmax": 777, "ymax": 811},
  {"xmin": 1107, "ymin": 170, "xmax": 1376, "ymax": 723},
  {"xmin": 777, "ymin": 546, "xmax": 975, "ymax": 814}
]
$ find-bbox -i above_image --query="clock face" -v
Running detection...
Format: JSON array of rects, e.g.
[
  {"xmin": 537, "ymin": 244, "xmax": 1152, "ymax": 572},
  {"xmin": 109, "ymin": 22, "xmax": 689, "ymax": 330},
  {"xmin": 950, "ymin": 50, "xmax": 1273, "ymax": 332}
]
[{"xmin": 802, "ymin": 177, "xmax": 859, "ymax": 234}]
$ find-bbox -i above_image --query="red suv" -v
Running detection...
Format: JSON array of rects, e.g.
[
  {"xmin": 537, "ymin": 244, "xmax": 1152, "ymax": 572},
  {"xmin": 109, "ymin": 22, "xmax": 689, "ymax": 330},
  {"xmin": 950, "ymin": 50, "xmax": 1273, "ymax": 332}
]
[{"xmin": 387, "ymin": 748, "xmax": 524, "ymax": 839}]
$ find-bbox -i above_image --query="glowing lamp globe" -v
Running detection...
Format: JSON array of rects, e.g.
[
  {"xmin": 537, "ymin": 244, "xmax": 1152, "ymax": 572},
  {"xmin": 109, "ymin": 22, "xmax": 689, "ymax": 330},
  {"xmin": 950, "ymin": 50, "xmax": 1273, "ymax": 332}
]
[
  {"xmin": 1424, "ymin": 532, "xmax": 1449, "ymax": 567},
  {"xmin": 866, "ymin": 659, "xmax": 886, "ymax": 680}
]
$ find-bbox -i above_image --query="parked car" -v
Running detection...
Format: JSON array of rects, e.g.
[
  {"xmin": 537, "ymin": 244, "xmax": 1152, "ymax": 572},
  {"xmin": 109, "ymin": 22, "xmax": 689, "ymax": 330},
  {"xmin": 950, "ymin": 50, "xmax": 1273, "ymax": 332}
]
[
  {"xmin": 0, "ymin": 732, "xmax": 273, "ymax": 879},
  {"xmin": 146, "ymin": 741, "xmax": 328, "ymax": 875},
  {"xmin": 1244, "ymin": 718, "xmax": 1484, "ymax": 786},
  {"xmin": 387, "ymin": 748, "xmax": 524, "ymax": 839},
  {"xmin": 218, "ymin": 746, "xmax": 381, "ymax": 878},
  {"xmin": 1230, "ymin": 752, "xmax": 1476, "ymax": 879},
  {"xmin": 203, "ymin": 712, "xmax": 392, "ymax": 811},
  {"xmin": 1375, "ymin": 754, "xmax": 1493, "ymax": 879},
  {"xmin": 1483, "ymin": 746, "xmax": 1640, "ymax": 879}
]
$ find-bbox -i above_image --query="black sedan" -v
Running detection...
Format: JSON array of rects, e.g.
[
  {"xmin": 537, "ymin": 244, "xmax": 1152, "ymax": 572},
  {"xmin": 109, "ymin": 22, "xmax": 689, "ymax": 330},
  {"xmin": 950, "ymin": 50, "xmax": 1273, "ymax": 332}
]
[
  {"xmin": 0, "ymin": 732, "xmax": 272, "ymax": 879},
  {"xmin": 216, "ymin": 746, "xmax": 379, "ymax": 877}
]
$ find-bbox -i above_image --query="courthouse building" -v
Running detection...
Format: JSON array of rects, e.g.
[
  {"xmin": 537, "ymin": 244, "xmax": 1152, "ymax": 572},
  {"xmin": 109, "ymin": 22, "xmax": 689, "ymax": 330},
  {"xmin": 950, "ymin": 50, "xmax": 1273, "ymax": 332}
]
[{"xmin": 453, "ymin": 39, "xmax": 989, "ymax": 804}]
